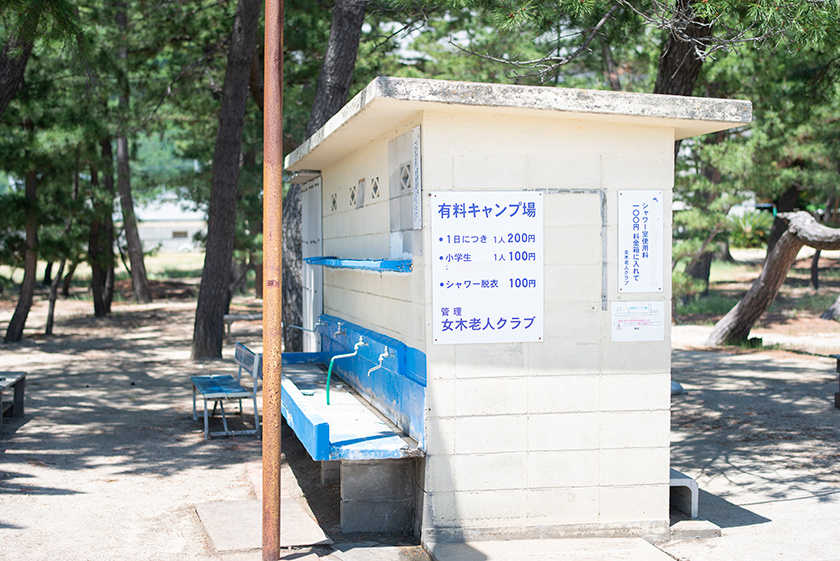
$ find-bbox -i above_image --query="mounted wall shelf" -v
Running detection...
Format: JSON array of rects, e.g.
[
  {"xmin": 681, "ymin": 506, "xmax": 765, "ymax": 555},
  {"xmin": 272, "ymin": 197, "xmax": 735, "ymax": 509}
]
[{"xmin": 304, "ymin": 256, "xmax": 412, "ymax": 273}]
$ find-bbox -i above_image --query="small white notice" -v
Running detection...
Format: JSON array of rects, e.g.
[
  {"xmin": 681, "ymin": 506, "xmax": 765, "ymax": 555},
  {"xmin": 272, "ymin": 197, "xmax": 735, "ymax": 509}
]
[
  {"xmin": 618, "ymin": 190, "xmax": 663, "ymax": 293},
  {"xmin": 432, "ymin": 191, "xmax": 544, "ymax": 345},
  {"xmin": 611, "ymin": 301, "xmax": 666, "ymax": 342}
]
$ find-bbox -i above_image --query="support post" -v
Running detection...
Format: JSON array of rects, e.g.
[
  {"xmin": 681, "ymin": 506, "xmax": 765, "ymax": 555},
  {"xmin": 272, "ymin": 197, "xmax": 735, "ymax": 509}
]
[{"xmin": 262, "ymin": 0, "xmax": 284, "ymax": 559}]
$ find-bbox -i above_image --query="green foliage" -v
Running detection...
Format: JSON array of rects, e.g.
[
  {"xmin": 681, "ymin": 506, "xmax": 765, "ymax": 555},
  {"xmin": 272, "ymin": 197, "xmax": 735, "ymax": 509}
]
[
  {"xmin": 729, "ymin": 211, "xmax": 774, "ymax": 248},
  {"xmin": 672, "ymin": 268, "xmax": 708, "ymax": 305},
  {"xmin": 0, "ymin": 0, "xmax": 85, "ymax": 47}
]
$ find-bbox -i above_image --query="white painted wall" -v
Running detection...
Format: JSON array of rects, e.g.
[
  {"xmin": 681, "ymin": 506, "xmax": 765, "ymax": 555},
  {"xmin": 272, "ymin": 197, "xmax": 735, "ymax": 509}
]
[
  {"xmin": 419, "ymin": 111, "xmax": 672, "ymax": 543},
  {"xmin": 320, "ymin": 115, "xmax": 426, "ymax": 350}
]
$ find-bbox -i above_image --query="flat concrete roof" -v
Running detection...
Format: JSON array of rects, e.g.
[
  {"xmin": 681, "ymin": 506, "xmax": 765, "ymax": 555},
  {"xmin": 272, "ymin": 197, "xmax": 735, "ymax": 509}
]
[{"xmin": 284, "ymin": 77, "xmax": 752, "ymax": 173}]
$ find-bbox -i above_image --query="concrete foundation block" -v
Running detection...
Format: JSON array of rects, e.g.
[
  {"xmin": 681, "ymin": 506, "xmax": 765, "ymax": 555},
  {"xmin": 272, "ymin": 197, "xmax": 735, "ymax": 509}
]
[
  {"xmin": 340, "ymin": 459, "xmax": 416, "ymax": 533},
  {"xmin": 341, "ymin": 459, "xmax": 415, "ymax": 501},
  {"xmin": 341, "ymin": 498, "xmax": 415, "ymax": 534},
  {"xmin": 321, "ymin": 461, "xmax": 340, "ymax": 486},
  {"xmin": 669, "ymin": 517, "xmax": 721, "ymax": 540},
  {"xmin": 669, "ymin": 469, "xmax": 698, "ymax": 519}
]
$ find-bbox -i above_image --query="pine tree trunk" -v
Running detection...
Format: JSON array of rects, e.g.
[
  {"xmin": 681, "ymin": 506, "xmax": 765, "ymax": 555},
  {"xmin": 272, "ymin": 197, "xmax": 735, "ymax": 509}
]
[
  {"xmin": 42, "ymin": 262, "xmax": 53, "ymax": 288},
  {"xmin": 652, "ymin": 0, "xmax": 710, "ymax": 97},
  {"xmin": 115, "ymin": 2, "xmax": 152, "ymax": 304},
  {"xmin": 280, "ymin": 0, "xmax": 368, "ymax": 353},
  {"xmin": 45, "ymin": 260, "xmax": 66, "ymax": 336},
  {"xmin": 89, "ymin": 161, "xmax": 108, "ymax": 316},
  {"xmin": 820, "ymin": 295, "xmax": 840, "ymax": 321},
  {"xmin": 282, "ymin": 182, "xmax": 302, "ymax": 351},
  {"xmin": 708, "ymin": 211, "xmax": 840, "ymax": 346},
  {"xmin": 811, "ymin": 249, "xmax": 821, "ymax": 290},
  {"xmin": 809, "ymin": 194, "xmax": 835, "ymax": 290},
  {"xmin": 101, "ymin": 138, "xmax": 116, "ymax": 314},
  {"xmin": 117, "ymin": 136, "xmax": 151, "ymax": 303},
  {"xmin": 61, "ymin": 261, "xmax": 76, "ymax": 297},
  {"xmin": 0, "ymin": 9, "xmax": 37, "ymax": 119},
  {"xmin": 304, "ymin": 0, "xmax": 367, "ymax": 137},
  {"xmin": 4, "ymin": 169, "xmax": 38, "ymax": 343},
  {"xmin": 191, "ymin": 0, "xmax": 261, "ymax": 359},
  {"xmin": 652, "ymin": 0, "xmax": 712, "ymax": 157},
  {"xmin": 686, "ymin": 252, "xmax": 713, "ymax": 297},
  {"xmin": 707, "ymin": 232, "xmax": 802, "ymax": 345},
  {"xmin": 765, "ymin": 185, "xmax": 800, "ymax": 258}
]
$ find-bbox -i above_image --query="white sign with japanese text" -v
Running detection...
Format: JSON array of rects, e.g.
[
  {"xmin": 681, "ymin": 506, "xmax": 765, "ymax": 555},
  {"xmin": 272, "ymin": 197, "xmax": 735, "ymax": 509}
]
[
  {"xmin": 610, "ymin": 301, "xmax": 666, "ymax": 342},
  {"xmin": 432, "ymin": 191, "xmax": 544, "ymax": 345},
  {"xmin": 618, "ymin": 190, "xmax": 664, "ymax": 293}
]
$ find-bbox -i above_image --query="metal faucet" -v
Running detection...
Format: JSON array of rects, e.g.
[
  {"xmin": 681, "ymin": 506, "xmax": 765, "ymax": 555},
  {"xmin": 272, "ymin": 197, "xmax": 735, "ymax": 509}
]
[
  {"xmin": 367, "ymin": 348, "xmax": 392, "ymax": 376},
  {"xmin": 326, "ymin": 337, "xmax": 367, "ymax": 405}
]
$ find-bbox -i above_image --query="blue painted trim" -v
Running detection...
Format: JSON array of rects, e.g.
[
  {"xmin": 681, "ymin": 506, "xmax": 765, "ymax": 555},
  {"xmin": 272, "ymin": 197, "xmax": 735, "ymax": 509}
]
[
  {"xmin": 280, "ymin": 378, "xmax": 331, "ymax": 461},
  {"xmin": 282, "ymin": 352, "xmax": 330, "ymax": 365},
  {"xmin": 304, "ymin": 256, "xmax": 412, "ymax": 273},
  {"xmin": 317, "ymin": 314, "xmax": 426, "ymax": 449}
]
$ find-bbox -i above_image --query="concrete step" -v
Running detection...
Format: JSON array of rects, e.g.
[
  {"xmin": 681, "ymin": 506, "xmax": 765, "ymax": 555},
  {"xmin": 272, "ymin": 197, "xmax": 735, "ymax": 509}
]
[{"xmin": 427, "ymin": 538, "xmax": 675, "ymax": 561}]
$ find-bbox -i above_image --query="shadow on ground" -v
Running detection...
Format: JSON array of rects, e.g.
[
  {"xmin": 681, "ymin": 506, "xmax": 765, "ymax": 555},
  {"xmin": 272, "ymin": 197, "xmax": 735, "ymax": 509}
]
[
  {"xmin": 1, "ymin": 304, "xmax": 264, "ymax": 494},
  {"xmin": 671, "ymin": 348, "xmax": 840, "ymax": 506}
]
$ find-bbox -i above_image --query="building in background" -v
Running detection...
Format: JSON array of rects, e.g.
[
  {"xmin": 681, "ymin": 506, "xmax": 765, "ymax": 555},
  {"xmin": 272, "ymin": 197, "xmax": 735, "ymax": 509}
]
[{"xmin": 129, "ymin": 196, "xmax": 206, "ymax": 253}]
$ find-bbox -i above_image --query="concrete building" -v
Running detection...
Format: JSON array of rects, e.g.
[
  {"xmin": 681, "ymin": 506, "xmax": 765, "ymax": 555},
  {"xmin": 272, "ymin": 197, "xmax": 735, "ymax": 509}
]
[
  {"xmin": 283, "ymin": 77, "xmax": 751, "ymax": 546},
  {"xmin": 131, "ymin": 196, "xmax": 206, "ymax": 252}
]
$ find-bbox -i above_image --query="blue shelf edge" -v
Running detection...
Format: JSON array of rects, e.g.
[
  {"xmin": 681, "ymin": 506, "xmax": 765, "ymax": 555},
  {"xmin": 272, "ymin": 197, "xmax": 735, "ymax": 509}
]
[{"xmin": 304, "ymin": 256, "xmax": 412, "ymax": 273}]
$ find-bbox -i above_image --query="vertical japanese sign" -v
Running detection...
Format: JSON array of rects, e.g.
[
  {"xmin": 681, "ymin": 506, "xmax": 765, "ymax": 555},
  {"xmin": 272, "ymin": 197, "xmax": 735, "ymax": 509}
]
[
  {"xmin": 618, "ymin": 190, "xmax": 663, "ymax": 293},
  {"xmin": 411, "ymin": 126, "xmax": 423, "ymax": 230},
  {"xmin": 432, "ymin": 191, "xmax": 544, "ymax": 345}
]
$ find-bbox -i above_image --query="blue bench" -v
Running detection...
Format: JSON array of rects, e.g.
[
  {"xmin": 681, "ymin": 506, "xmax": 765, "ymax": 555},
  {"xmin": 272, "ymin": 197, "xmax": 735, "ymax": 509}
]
[
  {"xmin": 222, "ymin": 313, "xmax": 262, "ymax": 338},
  {"xmin": 279, "ymin": 314, "xmax": 426, "ymax": 533},
  {"xmin": 829, "ymin": 354, "xmax": 840, "ymax": 408},
  {"xmin": 191, "ymin": 343, "xmax": 261, "ymax": 441},
  {"xmin": 0, "ymin": 372, "xmax": 25, "ymax": 424}
]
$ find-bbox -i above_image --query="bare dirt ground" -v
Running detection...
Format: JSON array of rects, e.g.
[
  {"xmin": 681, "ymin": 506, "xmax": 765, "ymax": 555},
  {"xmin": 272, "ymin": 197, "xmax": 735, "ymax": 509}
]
[
  {"xmin": 665, "ymin": 252, "xmax": 840, "ymax": 560},
  {"xmin": 0, "ymin": 295, "xmax": 264, "ymax": 560},
  {"xmin": 665, "ymin": 346, "xmax": 840, "ymax": 561},
  {"xmin": 0, "ymin": 288, "xmax": 426, "ymax": 561},
  {"xmin": 0, "ymin": 290, "xmax": 346, "ymax": 561}
]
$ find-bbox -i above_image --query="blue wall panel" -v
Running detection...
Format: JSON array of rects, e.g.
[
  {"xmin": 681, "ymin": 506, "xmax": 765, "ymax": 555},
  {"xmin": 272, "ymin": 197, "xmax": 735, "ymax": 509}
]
[{"xmin": 317, "ymin": 314, "xmax": 426, "ymax": 448}]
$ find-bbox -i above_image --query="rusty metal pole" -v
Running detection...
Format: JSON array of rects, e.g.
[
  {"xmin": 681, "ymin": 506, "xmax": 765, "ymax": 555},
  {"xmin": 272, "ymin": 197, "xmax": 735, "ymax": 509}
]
[{"xmin": 262, "ymin": 0, "xmax": 283, "ymax": 559}]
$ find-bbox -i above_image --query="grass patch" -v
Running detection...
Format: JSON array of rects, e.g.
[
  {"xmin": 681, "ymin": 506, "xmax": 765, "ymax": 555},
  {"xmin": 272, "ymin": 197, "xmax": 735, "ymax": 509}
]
[
  {"xmin": 149, "ymin": 266, "xmax": 203, "ymax": 281},
  {"xmin": 770, "ymin": 292, "xmax": 838, "ymax": 315},
  {"xmin": 1, "ymin": 251, "xmax": 205, "ymax": 303},
  {"xmin": 676, "ymin": 294, "xmax": 741, "ymax": 320},
  {"xmin": 708, "ymin": 260, "xmax": 761, "ymax": 283}
]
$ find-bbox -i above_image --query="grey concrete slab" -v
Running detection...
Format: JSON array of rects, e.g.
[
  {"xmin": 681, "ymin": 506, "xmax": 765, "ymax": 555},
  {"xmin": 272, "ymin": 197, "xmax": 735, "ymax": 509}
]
[
  {"xmin": 195, "ymin": 498, "xmax": 332, "ymax": 552},
  {"xmin": 221, "ymin": 548, "xmax": 329, "ymax": 561},
  {"xmin": 427, "ymin": 538, "xmax": 674, "ymax": 561},
  {"xmin": 333, "ymin": 542, "xmax": 431, "ymax": 561},
  {"xmin": 669, "ymin": 518, "xmax": 721, "ymax": 540}
]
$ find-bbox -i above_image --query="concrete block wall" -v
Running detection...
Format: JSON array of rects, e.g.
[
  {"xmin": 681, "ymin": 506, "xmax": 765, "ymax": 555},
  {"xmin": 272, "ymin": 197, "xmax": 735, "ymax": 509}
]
[
  {"xmin": 419, "ymin": 111, "xmax": 673, "ymax": 543},
  {"xmin": 320, "ymin": 116, "xmax": 426, "ymax": 350},
  {"xmin": 285, "ymin": 76, "xmax": 750, "ymax": 545}
]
